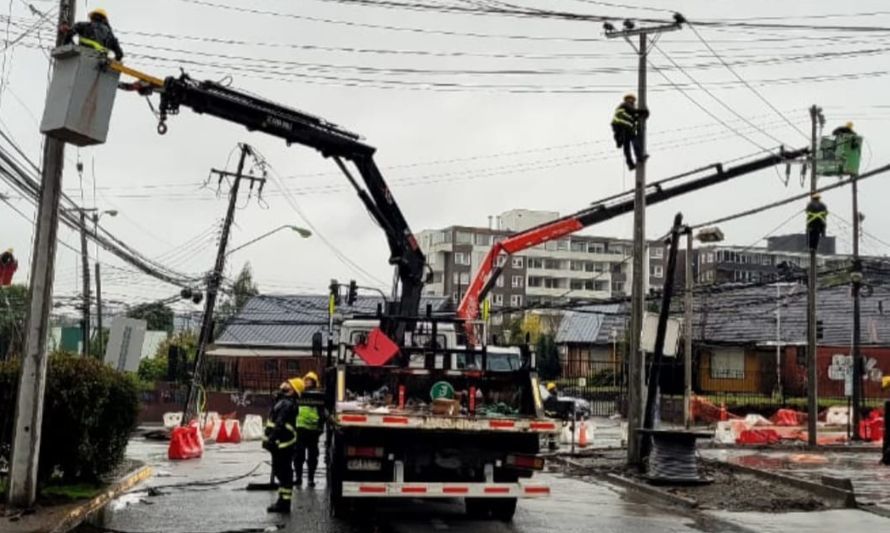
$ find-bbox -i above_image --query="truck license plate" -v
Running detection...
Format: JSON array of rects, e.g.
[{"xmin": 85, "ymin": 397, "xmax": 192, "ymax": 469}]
[{"xmin": 347, "ymin": 459, "xmax": 382, "ymax": 471}]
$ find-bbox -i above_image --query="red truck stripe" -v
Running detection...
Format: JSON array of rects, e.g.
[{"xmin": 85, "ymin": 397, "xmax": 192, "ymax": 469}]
[
  {"xmin": 382, "ymin": 416, "xmax": 409, "ymax": 425},
  {"xmin": 359, "ymin": 485, "xmax": 387, "ymax": 493},
  {"xmin": 489, "ymin": 420, "xmax": 515, "ymax": 429},
  {"xmin": 341, "ymin": 415, "xmax": 368, "ymax": 423},
  {"xmin": 484, "ymin": 487, "xmax": 511, "ymax": 494},
  {"xmin": 401, "ymin": 486, "xmax": 428, "ymax": 494},
  {"xmin": 442, "ymin": 487, "xmax": 469, "ymax": 494}
]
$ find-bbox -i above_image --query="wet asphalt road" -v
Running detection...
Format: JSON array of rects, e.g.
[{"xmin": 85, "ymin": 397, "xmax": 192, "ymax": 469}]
[{"xmin": 75, "ymin": 438, "xmax": 890, "ymax": 533}]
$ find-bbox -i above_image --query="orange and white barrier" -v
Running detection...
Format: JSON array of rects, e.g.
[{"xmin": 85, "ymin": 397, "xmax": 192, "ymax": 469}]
[{"xmin": 241, "ymin": 415, "xmax": 265, "ymax": 441}]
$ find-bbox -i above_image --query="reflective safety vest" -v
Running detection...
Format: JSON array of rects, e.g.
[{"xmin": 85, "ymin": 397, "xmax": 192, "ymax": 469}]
[
  {"xmin": 296, "ymin": 405, "xmax": 321, "ymax": 431},
  {"xmin": 77, "ymin": 36, "xmax": 108, "ymax": 54},
  {"xmin": 611, "ymin": 105, "xmax": 635, "ymax": 129},
  {"xmin": 263, "ymin": 418, "xmax": 297, "ymax": 448},
  {"xmin": 806, "ymin": 209, "xmax": 827, "ymax": 225}
]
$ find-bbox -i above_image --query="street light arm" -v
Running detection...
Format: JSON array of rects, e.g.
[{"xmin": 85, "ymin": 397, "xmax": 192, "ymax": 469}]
[{"xmin": 226, "ymin": 224, "xmax": 311, "ymax": 256}]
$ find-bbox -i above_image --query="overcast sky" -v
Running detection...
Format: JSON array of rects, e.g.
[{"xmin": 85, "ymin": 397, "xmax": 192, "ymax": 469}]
[{"xmin": 2, "ymin": 0, "xmax": 889, "ymax": 316}]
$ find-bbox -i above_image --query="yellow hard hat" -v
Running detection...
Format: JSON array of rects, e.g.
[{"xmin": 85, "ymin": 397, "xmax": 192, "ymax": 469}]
[
  {"xmin": 89, "ymin": 8, "xmax": 109, "ymax": 22},
  {"xmin": 882, "ymin": 375, "xmax": 890, "ymax": 390},
  {"xmin": 811, "ymin": 192, "xmax": 821, "ymax": 200},
  {"xmin": 546, "ymin": 382, "xmax": 557, "ymax": 392},
  {"xmin": 304, "ymin": 371, "xmax": 319, "ymax": 383},
  {"xmin": 288, "ymin": 377, "xmax": 306, "ymax": 395},
  {"xmin": 623, "ymin": 93, "xmax": 636, "ymax": 101},
  {"xmin": 845, "ymin": 121, "xmax": 854, "ymax": 130}
]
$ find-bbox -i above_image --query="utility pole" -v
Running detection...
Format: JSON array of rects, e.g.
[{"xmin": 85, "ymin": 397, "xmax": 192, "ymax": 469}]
[
  {"xmin": 851, "ymin": 173, "xmax": 863, "ymax": 439},
  {"xmin": 182, "ymin": 144, "xmax": 264, "ymax": 424},
  {"xmin": 806, "ymin": 105, "xmax": 823, "ymax": 446},
  {"xmin": 8, "ymin": 0, "xmax": 76, "ymax": 508},
  {"xmin": 604, "ymin": 14, "xmax": 683, "ymax": 466},
  {"xmin": 683, "ymin": 227, "xmax": 693, "ymax": 428},
  {"xmin": 95, "ymin": 261, "xmax": 103, "ymax": 352},
  {"xmin": 79, "ymin": 210, "xmax": 91, "ymax": 357}
]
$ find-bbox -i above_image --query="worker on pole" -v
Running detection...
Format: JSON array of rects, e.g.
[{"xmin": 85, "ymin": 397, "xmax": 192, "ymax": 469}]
[
  {"xmin": 832, "ymin": 121, "xmax": 855, "ymax": 136},
  {"xmin": 294, "ymin": 371, "xmax": 324, "ymax": 488},
  {"xmin": 60, "ymin": 8, "xmax": 123, "ymax": 61},
  {"xmin": 806, "ymin": 192, "xmax": 828, "ymax": 251},
  {"xmin": 611, "ymin": 93, "xmax": 649, "ymax": 171},
  {"xmin": 262, "ymin": 378, "xmax": 303, "ymax": 513}
]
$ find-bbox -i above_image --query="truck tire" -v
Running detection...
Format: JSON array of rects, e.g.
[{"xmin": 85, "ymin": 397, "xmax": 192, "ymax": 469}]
[
  {"xmin": 464, "ymin": 498, "xmax": 489, "ymax": 519},
  {"xmin": 490, "ymin": 498, "xmax": 517, "ymax": 522}
]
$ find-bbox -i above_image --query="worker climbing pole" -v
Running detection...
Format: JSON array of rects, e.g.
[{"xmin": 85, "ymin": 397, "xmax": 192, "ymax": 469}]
[
  {"xmin": 611, "ymin": 93, "xmax": 649, "ymax": 171},
  {"xmin": 805, "ymin": 192, "xmax": 828, "ymax": 251},
  {"xmin": 59, "ymin": 7, "xmax": 124, "ymax": 61}
]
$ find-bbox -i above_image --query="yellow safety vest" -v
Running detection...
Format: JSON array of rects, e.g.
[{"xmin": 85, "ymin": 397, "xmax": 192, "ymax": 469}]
[
  {"xmin": 806, "ymin": 210, "xmax": 827, "ymax": 225},
  {"xmin": 78, "ymin": 36, "xmax": 108, "ymax": 54},
  {"xmin": 611, "ymin": 106, "xmax": 635, "ymax": 129}
]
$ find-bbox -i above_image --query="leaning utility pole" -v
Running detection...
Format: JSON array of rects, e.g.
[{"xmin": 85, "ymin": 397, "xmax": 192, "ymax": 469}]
[
  {"xmin": 95, "ymin": 262, "xmax": 104, "ymax": 352},
  {"xmin": 8, "ymin": 0, "xmax": 76, "ymax": 508},
  {"xmin": 683, "ymin": 227, "xmax": 693, "ymax": 428},
  {"xmin": 605, "ymin": 14, "xmax": 684, "ymax": 466},
  {"xmin": 806, "ymin": 105, "xmax": 823, "ymax": 446},
  {"xmin": 79, "ymin": 210, "xmax": 91, "ymax": 357},
  {"xmin": 181, "ymin": 144, "xmax": 264, "ymax": 424}
]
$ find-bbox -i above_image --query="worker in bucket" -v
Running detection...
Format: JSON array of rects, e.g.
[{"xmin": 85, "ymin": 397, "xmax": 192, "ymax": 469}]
[
  {"xmin": 60, "ymin": 8, "xmax": 124, "ymax": 61},
  {"xmin": 805, "ymin": 192, "xmax": 828, "ymax": 251},
  {"xmin": 611, "ymin": 93, "xmax": 649, "ymax": 171},
  {"xmin": 262, "ymin": 378, "xmax": 304, "ymax": 513},
  {"xmin": 294, "ymin": 371, "xmax": 325, "ymax": 488}
]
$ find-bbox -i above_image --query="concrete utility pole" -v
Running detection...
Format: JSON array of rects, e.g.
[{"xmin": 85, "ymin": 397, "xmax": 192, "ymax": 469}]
[
  {"xmin": 807, "ymin": 105, "xmax": 823, "ymax": 446},
  {"xmin": 8, "ymin": 0, "xmax": 76, "ymax": 508},
  {"xmin": 851, "ymin": 173, "xmax": 863, "ymax": 438},
  {"xmin": 95, "ymin": 261, "xmax": 103, "ymax": 351},
  {"xmin": 181, "ymin": 144, "xmax": 264, "ymax": 424},
  {"xmin": 683, "ymin": 228, "xmax": 693, "ymax": 428},
  {"xmin": 79, "ymin": 210, "xmax": 91, "ymax": 357},
  {"xmin": 604, "ymin": 14, "xmax": 683, "ymax": 466}
]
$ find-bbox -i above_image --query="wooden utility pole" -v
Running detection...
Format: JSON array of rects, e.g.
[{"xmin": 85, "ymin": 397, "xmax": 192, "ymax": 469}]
[
  {"xmin": 8, "ymin": 0, "xmax": 76, "ymax": 508},
  {"xmin": 181, "ymin": 144, "xmax": 264, "ymax": 424},
  {"xmin": 95, "ymin": 261, "xmax": 103, "ymax": 352},
  {"xmin": 79, "ymin": 210, "xmax": 91, "ymax": 357},
  {"xmin": 806, "ymin": 105, "xmax": 823, "ymax": 446},
  {"xmin": 683, "ymin": 228, "xmax": 693, "ymax": 428},
  {"xmin": 604, "ymin": 15, "xmax": 683, "ymax": 466},
  {"xmin": 851, "ymin": 173, "xmax": 863, "ymax": 438}
]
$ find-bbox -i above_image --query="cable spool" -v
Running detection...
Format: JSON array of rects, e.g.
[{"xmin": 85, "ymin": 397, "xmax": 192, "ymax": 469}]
[{"xmin": 642, "ymin": 429, "xmax": 712, "ymax": 485}]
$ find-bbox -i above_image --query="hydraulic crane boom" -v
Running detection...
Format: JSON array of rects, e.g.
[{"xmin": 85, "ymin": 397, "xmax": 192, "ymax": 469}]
[
  {"xmin": 114, "ymin": 66, "xmax": 425, "ymax": 344},
  {"xmin": 456, "ymin": 148, "xmax": 809, "ymax": 333}
]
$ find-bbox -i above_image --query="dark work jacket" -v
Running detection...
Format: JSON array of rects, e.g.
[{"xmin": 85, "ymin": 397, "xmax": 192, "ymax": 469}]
[
  {"xmin": 806, "ymin": 199, "xmax": 828, "ymax": 234},
  {"xmin": 264, "ymin": 394, "xmax": 298, "ymax": 449},
  {"xmin": 66, "ymin": 20, "xmax": 123, "ymax": 60}
]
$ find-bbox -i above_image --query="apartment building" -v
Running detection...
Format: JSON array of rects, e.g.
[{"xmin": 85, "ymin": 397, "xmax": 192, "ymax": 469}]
[{"xmin": 417, "ymin": 209, "xmax": 664, "ymax": 322}]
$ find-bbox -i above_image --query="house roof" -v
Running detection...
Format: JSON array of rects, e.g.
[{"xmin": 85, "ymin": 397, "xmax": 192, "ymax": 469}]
[
  {"xmin": 213, "ymin": 294, "xmax": 448, "ymax": 351},
  {"xmin": 555, "ymin": 283, "xmax": 890, "ymax": 347},
  {"xmin": 555, "ymin": 304, "xmax": 627, "ymax": 344}
]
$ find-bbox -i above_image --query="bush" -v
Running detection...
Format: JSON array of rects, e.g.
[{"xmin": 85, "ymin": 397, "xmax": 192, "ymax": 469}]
[{"xmin": 0, "ymin": 354, "xmax": 139, "ymax": 485}]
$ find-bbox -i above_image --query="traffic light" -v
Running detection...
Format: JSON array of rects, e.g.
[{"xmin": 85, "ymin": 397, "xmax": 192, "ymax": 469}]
[{"xmin": 347, "ymin": 280, "xmax": 358, "ymax": 306}]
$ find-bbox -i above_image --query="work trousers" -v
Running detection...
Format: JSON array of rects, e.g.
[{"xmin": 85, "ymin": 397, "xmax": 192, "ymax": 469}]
[
  {"xmin": 271, "ymin": 447, "xmax": 294, "ymax": 501},
  {"xmin": 294, "ymin": 428, "xmax": 322, "ymax": 482},
  {"xmin": 807, "ymin": 223, "xmax": 825, "ymax": 250},
  {"xmin": 621, "ymin": 133, "xmax": 643, "ymax": 169}
]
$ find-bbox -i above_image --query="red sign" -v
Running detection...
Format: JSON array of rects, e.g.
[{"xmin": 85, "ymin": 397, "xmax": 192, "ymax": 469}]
[{"xmin": 353, "ymin": 327, "xmax": 399, "ymax": 367}]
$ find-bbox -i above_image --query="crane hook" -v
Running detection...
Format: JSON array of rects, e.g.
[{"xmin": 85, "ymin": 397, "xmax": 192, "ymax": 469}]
[{"xmin": 157, "ymin": 119, "xmax": 168, "ymax": 135}]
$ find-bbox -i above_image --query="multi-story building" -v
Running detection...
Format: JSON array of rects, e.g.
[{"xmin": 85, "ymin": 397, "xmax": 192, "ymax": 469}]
[{"xmin": 418, "ymin": 209, "xmax": 665, "ymax": 323}]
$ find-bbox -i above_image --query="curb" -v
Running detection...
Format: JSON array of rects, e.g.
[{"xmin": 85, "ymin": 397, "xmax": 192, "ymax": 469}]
[
  {"xmin": 49, "ymin": 465, "xmax": 153, "ymax": 533},
  {"xmin": 550, "ymin": 456, "xmax": 699, "ymax": 509},
  {"xmin": 707, "ymin": 459, "xmax": 856, "ymax": 508}
]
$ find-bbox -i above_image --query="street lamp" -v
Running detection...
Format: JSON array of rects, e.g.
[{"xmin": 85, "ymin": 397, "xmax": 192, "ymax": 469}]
[{"xmin": 226, "ymin": 224, "xmax": 312, "ymax": 256}]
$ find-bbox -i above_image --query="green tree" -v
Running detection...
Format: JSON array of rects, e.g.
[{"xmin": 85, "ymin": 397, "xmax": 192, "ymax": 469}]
[
  {"xmin": 536, "ymin": 334, "xmax": 561, "ymax": 380},
  {"xmin": 138, "ymin": 330, "xmax": 198, "ymax": 384},
  {"xmin": 0, "ymin": 284, "xmax": 28, "ymax": 359},
  {"xmin": 127, "ymin": 301, "xmax": 174, "ymax": 332},
  {"xmin": 219, "ymin": 263, "xmax": 259, "ymax": 319}
]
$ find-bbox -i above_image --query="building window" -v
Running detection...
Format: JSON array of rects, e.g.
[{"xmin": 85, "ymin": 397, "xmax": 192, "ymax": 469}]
[
  {"xmin": 610, "ymin": 245, "xmax": 623, "ymax": 255},
  {"xmin": 612, "ymin": 263, "xmax": 623, "ymax": 274},
  {"xmin": 544, "ymin": 259, "xmax": 561, "ymax": 270},
  {"xmin": 511, "ymin": 275, "xmax": 524, "ymax": 288},
  {"xmin": 492, "ymin": 314, "xmax": 504, "ymax": 326},
  {"xmin": 528, "ymin": 258, "xmax": 544, "ymax": 269},
  {"xmin": 456, "ymin": 231, "xmax": 473, "ymax": 244},
  {"xmin": 588, "ymin": 242, "xmax": 605, "ymax": 254},
  {"xmin": 611, "ymin": 281, "xmax": 625, "ymax": 293},
  {"xmin": 570, "ymin": 261, "xmax": 584, "ymax": 271},
  {"xmin": 651, "ymin": 265, "xmax": 664, "ymax": 278},
  {"xmin": 528, "ymin": 276, "xmax": 543, "ymax": 288},
  {"xmin": 454, "ymin": 252, "xmax": 470, "ymax": 265},
  {"xmin": 496, "ymin": 276, "xmax": 504, "ymax": 287},
  {"xmin": 286, "ymin": 360, "xmax": 300, "ymax": 373},
  {"xmin": 496, "ymin": 255, "xmax": 507, "ymax": 267},
  {"xmin": 651, "ymin": 247, "xmax": 664, "ymax": 258},
  {"xmin": 570, "ymin": 241, "xmax": 587, "ymax": 253},
  {"xmin": 593, "ymin": 262, "xmax": 605, "ymax": 273},
  {"xmin": 510, "ymin": 295, "xmax": 523, "ymax": 307},
  {"xmin": 706, "ymin": 252, "xmax": 714, "ymax": 264},
  {"xmin": 595, "ymin": 280, "xmax": 609, "ymax": 291},
  {"xmin": 544, "ymin": 278, "xmax": 560, "ymax": 289},
  {"xmin": 494, "ymin": 294, "xmax": 504, "ymax": 306},
  {"xmin": 452, "ymin": 292, "xmax": 459, "ymax": 302},
  {"xmin": 556, "ymin": 239, "xmax": 569, "ymax": 251},
  {"xmin": 710, "ymin": 349, "xmax": 745, "ymax": 379},
  {"xmin": 264, "ymin": 360, "xmax": 278, "ymax": 376},
  {"xmin": 475, "ymin": 233, "xmax": 492, "ymax": 246},
  {"xmin": 512, "ymin": 257, "xmax": 524, "ymax": 268},
  {"xmin": 570, "ymin": 279, "xmax": 585, "ymax": 290}
]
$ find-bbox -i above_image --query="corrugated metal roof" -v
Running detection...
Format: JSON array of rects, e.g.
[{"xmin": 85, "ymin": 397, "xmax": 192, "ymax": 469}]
[
  {"xmin": 214, "ymin": 294, "xmax": 448, "ymax": 349},
  {"xmin": 555, "ymin": 304, "xmax": 626, "ymax": 344}
]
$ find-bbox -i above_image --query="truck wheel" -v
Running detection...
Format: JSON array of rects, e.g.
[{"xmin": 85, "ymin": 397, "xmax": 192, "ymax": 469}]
[
  {"xmin": 464, "ymin": 498, "xmax": 489, "ymax": 519},
  {"xmin": 490, "ymin": 498, "xmax": 517, "ymax": 522}
]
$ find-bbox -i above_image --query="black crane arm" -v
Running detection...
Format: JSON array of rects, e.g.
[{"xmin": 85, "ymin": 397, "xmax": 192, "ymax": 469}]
[{"xmin": 154, "ymin": 74, "xmax": 426, "ymax": 340}]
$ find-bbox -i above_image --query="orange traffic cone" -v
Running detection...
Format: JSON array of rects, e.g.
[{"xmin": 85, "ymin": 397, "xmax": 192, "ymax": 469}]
[
  {"xmin": 578, "ymin": 420, "xmax": 588, "ymax": 448},
  {"xmin": 719, "ymin": 402, "xmax": 729, "ymax": 422},
  {"xmin": 226, "ymin": 420, "xmax": 242, "ymax": 444},
  {"xmin": 217, "ymin": 418, "xmax": 231, "ymax": 443}
]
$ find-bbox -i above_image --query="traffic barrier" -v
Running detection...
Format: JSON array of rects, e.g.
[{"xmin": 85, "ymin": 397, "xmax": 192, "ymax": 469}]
[
  {"xmin": 168, "ymin": 421, "xmax": 204, "ymax": 460},
  {"xmin": 163, "ymin": 412, "xmax": 183, "ymax": 429},
  {"xmin": 217, "ymin": 419, "xmax": 242, "ymax": 444},
  {"xmin": 826, "ymin": 406, "xmax": 851, "ymax": 426},
  {"xmin": 578, "ymin": 420, "xmax": 589, "ymax": 448},
  {"xmin": 202, "ymin": 416, "xmax": 222, "ymax": 442},
  {"xmin": 241, "ymin": 415, "xmax": 264, "ymax": 441},
  {"xmin": 737, "ymin": 428, "xmax": 781, "ymax": 445},
  {"xmin": 771, "ymin": 409, "xmax": 807, "ymax": 426}
]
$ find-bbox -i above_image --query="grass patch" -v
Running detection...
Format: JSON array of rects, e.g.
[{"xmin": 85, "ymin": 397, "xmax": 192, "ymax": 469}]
[{"xmin": 41, "ymin": 483, "xmax": 103, "ymax": 501}]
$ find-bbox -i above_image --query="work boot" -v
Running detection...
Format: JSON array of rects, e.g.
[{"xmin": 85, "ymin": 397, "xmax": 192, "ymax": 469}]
[
  {"xmin": 307, "ymin": 476, "xmax": 316, "ymax": 489},
  {"xmin": 627, "ymin": 161, "xmax": 636, "ymax": 171},
  {"xmin": 295, "ymin": 476, "xmax": 302, "ymax": 488},
  {"xmin": 266, "ymin": 498, "xmax": 291, "ymax": 514}
]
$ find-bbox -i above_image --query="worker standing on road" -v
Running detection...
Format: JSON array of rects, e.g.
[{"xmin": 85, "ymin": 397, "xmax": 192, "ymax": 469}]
[
  {"xmin": 611, "ymin": 93, "xmax": 649, "ymax": 171},
  {"xmin": 60, "ymin": 8, "xmax": 124, "ymax": 61},
  {"xmin": 805, "ymin": 192, "xmax": 828, "ymax": 251},
  {"xmin": 294, "ymin": 371, "xmax": 325, "ymax": 488},
  {"xmin": 263, "ymin": 378, "xmax": 303, "ymax": 513}
]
